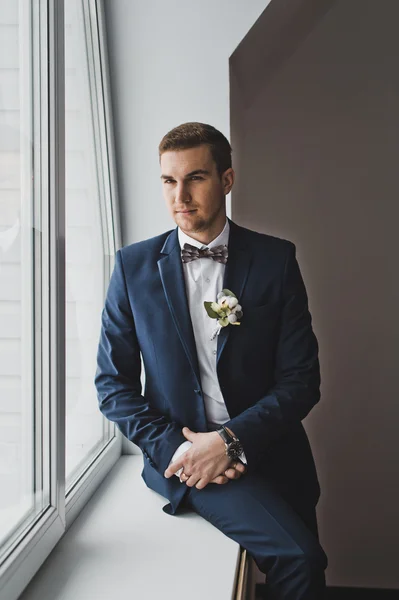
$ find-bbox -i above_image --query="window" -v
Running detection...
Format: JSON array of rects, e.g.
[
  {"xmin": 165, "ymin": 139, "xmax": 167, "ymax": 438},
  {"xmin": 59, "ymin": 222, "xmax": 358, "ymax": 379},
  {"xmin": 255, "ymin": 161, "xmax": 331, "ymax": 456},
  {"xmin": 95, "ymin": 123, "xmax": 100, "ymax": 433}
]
[
  {"xmin": 0, "ymin": 0, "xmax": 51, "ymax": 565},
  {"xmin": 0, "ymin": 2, "xmax": 121, "ymax": 598},
  {"xmin": 65, "ymin": 0, "xmax": 120, "ymax": 490}
]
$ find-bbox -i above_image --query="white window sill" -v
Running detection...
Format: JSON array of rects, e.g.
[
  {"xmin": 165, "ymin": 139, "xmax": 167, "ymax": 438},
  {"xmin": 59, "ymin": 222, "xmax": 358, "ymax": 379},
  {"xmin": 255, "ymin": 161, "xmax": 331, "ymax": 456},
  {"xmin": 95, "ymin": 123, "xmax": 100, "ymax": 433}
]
[{"xmin": 18, "ymin": 456, "xmax": 247, "ymax": 600}]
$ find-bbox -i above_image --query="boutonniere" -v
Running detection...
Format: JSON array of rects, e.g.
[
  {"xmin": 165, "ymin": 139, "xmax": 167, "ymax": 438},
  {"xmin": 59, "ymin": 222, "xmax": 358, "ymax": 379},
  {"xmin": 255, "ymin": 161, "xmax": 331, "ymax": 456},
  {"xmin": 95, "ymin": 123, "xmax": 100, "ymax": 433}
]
[{"xmin": 204, "ymin": 288, "xmax": 244, "ymax": 341}]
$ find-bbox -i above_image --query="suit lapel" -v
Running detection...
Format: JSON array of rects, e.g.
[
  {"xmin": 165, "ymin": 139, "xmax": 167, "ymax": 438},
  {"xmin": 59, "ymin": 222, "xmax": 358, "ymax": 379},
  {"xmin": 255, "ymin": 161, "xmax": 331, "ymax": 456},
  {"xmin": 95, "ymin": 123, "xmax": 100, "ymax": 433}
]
[
  {"xmin": 157, "ymin": 217, "xmax": 252, "ymax": 385},
  {"xmin": 217, "ymin": 219, "xmax": 252, "ymax": 366},
  {"xmin": 157, "ymin": 230, "xmax": 202, "ymax": 387}
]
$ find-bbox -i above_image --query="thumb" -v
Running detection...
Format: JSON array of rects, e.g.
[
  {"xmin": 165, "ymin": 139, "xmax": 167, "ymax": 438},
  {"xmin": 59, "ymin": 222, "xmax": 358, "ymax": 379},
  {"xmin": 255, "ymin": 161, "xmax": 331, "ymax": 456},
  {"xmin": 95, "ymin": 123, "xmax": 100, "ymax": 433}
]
[{"xmin": 182, "ymin": 426, "xmax": 196, "ymax": 440}]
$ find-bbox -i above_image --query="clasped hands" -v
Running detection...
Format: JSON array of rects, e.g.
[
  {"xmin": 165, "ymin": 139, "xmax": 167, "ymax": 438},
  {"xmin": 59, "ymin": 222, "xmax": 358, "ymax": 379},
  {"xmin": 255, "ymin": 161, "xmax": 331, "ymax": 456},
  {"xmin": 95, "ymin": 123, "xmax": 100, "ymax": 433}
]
[{"xmin": 164, "ymin": 426, "xmax": 247, "ymax": 490}]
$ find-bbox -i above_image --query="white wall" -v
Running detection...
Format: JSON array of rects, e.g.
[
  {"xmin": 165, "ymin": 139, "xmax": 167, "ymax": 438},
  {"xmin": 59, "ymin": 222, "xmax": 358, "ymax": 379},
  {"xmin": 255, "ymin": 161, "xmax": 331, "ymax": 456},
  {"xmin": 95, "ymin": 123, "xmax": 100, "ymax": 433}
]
[
  {"xmin": 230, "ymin": 0, "xmax": 399, "ymax": 589},
  {"xmin": 103, "ymin": 0, "xmax": 270, "ymax": 245}
]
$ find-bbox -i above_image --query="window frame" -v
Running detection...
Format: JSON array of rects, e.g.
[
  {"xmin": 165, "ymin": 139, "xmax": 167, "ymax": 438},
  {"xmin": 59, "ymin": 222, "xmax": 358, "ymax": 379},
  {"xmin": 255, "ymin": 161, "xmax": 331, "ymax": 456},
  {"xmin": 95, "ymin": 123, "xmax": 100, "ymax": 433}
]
[
  {"xmin": 64, "ymin": 0, "xmax": 122, "ymax": 523},
  {"xmin": 0, "ymin": 2, "xmax": 122, "ymax": 598}
]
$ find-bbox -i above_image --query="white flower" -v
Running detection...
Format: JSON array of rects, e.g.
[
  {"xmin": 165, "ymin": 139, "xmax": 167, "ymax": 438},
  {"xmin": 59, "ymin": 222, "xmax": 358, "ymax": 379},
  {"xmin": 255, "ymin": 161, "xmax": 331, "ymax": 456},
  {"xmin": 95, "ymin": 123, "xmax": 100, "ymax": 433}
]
[
  {"xmin": 204, "ymin": 288, "xmax": 244, "ymax": 341},
  {"xmin": 228, "ymin": 297, "xmax": 238, "ymax": 308},
  {"xmin": 219, "ymin": 296, "xmax": 229, "ymax": 307},
  {"xmin": 210, "ymin": 301, "xmax": 223, "ymax": 315}
]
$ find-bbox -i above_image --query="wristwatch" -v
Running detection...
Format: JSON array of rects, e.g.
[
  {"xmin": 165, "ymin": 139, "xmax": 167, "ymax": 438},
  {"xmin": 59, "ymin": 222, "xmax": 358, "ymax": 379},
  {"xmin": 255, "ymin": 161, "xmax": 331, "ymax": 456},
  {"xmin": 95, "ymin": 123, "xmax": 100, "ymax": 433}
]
[{"xmin": 216, "ymin": 425, "xmax": 244, "ymax": 461}]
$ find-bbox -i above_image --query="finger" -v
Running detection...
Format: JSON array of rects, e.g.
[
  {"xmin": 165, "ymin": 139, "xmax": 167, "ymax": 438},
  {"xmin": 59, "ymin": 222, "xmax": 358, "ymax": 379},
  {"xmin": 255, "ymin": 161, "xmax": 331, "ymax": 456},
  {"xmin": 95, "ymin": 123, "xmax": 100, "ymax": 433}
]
[
  {"xmin": 211, "ymin": 475, "xmax": 229, "ymax": 484},
  {"xmin": 227, "ymin": 460, "xmax": 245, "ymax": 473},
  {"xmin": 185, "ymin": 473, "xmax": 200, "ymax": 488},
  {"xmin": 234, "ymin": 462, "xmax": 246, "ymax": 473},
  {"xmin": 164, "ymin": 458, "xmax": 185, "ymax": 478},
  {"xmin": 224, "ymin": 467, "xmax": 240, "ymax": 479},
  {"xmin": 182, "ymin": 426, "xmax": 196, "ymax": 441},
  {"xmin": 194, "ymin": 477, "xmax": 210, "ymax": 490}
]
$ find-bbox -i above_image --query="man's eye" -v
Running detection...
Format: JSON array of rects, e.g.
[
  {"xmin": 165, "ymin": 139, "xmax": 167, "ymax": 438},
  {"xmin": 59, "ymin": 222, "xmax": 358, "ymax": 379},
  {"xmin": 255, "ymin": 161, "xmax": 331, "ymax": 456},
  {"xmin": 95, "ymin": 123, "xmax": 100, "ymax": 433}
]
[{"xmin": 163, "ymin": 176, "xmax": 202, "ymax": 183}]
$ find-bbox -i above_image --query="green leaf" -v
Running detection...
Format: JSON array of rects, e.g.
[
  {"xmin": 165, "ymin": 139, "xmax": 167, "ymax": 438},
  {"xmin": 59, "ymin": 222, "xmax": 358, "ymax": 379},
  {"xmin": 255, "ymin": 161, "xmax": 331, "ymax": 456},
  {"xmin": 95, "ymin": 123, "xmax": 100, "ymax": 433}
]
[
  {"xmin": 204, "ymin": 301, "xmax": 219, "ymax": 319},
  {"xmin": 222, "ymin": 288, "xmax": 237, "ymax": 299}
]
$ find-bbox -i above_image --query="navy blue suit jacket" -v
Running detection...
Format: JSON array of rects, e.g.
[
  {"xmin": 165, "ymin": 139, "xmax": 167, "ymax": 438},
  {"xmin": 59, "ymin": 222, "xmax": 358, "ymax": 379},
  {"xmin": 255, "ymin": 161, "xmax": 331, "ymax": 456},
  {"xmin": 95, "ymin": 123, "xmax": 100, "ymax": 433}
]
[{"xmin": 95, "ymin": 217, "xmax": 322, "ymax": 515}]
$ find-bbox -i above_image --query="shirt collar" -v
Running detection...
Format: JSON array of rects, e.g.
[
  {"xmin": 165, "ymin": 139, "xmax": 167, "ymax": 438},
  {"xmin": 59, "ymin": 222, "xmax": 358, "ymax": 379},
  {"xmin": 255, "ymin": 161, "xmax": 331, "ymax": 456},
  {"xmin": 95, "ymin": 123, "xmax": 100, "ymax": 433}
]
[{"xmin": 178, "ymin": 217, "xmax": 229, "ymax": 251}]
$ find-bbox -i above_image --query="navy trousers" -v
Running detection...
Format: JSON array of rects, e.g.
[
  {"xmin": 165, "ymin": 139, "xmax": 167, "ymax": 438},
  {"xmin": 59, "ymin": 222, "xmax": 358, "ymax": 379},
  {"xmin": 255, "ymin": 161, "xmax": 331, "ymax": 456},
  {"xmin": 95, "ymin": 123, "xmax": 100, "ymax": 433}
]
[{"xmin": 182, "ymin": 471, "xmax": 328, "ymax": 599}]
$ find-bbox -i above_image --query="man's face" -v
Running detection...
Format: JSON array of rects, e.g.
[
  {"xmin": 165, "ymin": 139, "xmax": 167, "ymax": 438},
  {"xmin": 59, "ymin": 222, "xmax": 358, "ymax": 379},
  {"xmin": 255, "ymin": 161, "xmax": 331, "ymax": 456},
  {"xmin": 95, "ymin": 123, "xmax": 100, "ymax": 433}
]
[{"xmin": 160, "ymin": 144, "xmax": 234, "ymax": 236}]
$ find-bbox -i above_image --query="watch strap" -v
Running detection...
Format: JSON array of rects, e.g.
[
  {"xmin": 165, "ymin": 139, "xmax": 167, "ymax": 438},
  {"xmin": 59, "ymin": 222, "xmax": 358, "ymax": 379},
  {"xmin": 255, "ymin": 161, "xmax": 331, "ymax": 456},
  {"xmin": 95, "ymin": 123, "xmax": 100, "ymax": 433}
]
[{"xmin": 217, "ymin": 425, "xmax": 233, "ymax": 444}]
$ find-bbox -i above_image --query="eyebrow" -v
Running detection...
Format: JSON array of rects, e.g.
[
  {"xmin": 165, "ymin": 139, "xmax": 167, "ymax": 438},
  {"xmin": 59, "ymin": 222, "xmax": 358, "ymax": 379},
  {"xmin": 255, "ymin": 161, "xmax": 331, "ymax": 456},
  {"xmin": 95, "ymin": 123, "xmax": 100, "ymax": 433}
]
[{"xmin": 160, "ymin": 169, "xmax": 211, "ymax": 180}]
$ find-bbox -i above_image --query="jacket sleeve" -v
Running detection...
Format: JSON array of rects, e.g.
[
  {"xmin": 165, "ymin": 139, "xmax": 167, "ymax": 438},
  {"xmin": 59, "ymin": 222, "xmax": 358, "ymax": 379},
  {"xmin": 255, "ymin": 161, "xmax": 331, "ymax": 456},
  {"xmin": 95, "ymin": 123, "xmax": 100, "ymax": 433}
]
[
  {"xmin": 94, "ymin": 249, "xmax": 188, "ymax": 475},
  {"xmin": 224, "ymin": 241, "xmax": 321, "ymax": 472}
]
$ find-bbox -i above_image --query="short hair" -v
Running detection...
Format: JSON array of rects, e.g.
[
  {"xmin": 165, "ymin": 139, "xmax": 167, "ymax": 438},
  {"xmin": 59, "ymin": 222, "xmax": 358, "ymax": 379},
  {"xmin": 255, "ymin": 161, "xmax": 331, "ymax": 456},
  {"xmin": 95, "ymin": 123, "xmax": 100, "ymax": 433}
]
[{"xmin": 158, "ymin": 122, "xmax": 232, "ymax": 178}]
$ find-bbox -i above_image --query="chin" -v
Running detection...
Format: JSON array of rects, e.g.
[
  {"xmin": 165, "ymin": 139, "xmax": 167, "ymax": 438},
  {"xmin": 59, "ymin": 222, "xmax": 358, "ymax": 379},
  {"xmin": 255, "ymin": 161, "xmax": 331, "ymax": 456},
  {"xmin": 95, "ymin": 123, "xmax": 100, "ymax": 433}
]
[{"xmin": 176, "ymin": 213, "xmax": 202, "ymax": 226}]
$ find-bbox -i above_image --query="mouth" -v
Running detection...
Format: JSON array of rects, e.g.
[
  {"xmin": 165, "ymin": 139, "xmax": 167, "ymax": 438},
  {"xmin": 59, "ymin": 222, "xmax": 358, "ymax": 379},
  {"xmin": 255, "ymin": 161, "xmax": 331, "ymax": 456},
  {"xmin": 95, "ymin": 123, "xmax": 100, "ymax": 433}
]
[{"xmin": 177, "ymin": 209, "xmax": 197, "ymax": 214}]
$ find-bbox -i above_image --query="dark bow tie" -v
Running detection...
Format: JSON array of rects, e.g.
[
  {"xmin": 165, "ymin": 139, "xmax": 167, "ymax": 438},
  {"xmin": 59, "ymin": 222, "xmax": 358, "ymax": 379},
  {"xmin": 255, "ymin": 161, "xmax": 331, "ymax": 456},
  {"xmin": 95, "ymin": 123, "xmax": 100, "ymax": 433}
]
[{"xmin": 181, "ymin": 242, "xmax": 228, "ymax": 264}]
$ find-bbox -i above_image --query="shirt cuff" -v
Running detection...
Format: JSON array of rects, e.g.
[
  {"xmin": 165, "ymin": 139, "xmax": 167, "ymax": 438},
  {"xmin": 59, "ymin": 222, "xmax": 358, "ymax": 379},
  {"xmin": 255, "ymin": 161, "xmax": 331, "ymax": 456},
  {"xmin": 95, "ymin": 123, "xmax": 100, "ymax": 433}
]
[{"xmin": 168, "ymin": 440, "xmax": 192, "ymax": 477}]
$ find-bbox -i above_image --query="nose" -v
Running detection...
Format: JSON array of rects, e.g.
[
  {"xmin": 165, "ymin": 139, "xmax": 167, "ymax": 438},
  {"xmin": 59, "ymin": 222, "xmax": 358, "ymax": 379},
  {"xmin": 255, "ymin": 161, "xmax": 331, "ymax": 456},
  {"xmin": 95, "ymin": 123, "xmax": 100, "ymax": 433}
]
[{"xmin": 174, "ymin": 181, "xmax": 191, "ymax": 205}]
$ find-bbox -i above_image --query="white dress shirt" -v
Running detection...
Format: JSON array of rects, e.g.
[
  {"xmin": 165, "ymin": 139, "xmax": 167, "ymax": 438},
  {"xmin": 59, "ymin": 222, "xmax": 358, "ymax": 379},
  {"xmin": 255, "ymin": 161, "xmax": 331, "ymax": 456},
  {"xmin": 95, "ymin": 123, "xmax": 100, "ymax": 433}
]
[{"xmin": 168, "ymin": 217, "xmax": 247, "ymax": 477}]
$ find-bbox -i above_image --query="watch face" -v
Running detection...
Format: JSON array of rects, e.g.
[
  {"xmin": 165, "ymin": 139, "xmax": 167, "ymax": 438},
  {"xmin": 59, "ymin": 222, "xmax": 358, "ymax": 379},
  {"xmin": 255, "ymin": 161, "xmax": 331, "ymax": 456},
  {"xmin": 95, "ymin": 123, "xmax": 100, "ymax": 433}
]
[{"xmin": 227, "ymin": 440, "xmax": 243, "ymax": 460}]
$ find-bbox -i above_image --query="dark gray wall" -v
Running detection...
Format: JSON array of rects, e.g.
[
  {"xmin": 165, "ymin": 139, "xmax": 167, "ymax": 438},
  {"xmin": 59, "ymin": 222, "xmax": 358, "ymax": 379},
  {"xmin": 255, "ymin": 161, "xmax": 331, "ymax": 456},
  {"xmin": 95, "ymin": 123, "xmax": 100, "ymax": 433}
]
[{"xmin": 231, "ymin": 0, "xmax": 399, "ymax": 588}]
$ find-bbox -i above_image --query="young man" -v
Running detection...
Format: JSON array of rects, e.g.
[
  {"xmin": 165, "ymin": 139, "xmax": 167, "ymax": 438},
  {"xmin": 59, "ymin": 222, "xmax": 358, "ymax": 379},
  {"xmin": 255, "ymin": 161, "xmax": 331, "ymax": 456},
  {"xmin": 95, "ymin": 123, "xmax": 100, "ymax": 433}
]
[{"xmin": 95, "ymin": 122, "xmax": 328, "ymax": 598}]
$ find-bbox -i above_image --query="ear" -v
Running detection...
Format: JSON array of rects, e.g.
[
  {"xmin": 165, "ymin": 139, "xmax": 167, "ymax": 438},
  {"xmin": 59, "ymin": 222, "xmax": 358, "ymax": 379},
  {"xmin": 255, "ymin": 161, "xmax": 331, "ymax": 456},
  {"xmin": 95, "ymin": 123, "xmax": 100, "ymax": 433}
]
[{"xmin": 222, "ymin": 167, "xmax": 234, "ymax": 195}]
